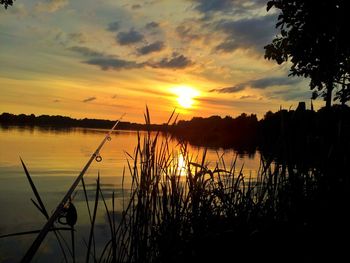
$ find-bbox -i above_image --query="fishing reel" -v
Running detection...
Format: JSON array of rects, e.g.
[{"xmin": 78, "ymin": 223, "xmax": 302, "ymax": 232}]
[{"xmin": 57, "ymin": 201, "xmax": 78, "ymax": 227}]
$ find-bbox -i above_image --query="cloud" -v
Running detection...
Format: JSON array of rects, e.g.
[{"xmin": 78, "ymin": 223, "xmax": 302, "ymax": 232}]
[
  {"xmin": 84, "ymin": 57, "xmax": 143, "ymax": 71},
  {"xmin": 191, "ymin": 0, "xmax": 266, "ymax": 16},
  {"xmin": 193, "ymin": 0, "xmax": 235, "ymax": 14},
  {"xmin": 215, "ymin": 41, "xmax": 239, "ymax": 52},
  {"xmin": 82, "ymin": 97, "xmax": 96, "ymax": 103},
  {"xmin": 53, "ymin": 31, "xmax": 88, "ymax": 47},
  {"xmin": 125, "ymin": 86, "xmax": 170, "ymax": 97},
  {"xmin": 137, "ymin": 41, "xmax": 165, "ymax": 55},
  {"xmin": 116, "ymin": 29, "xmax": 144, "ymax": 45},
  {"xmin": 214, "ymin": 15, "xmax": 277, "ymax": 52},
  {"xmin": 149, "ymin": 53, "xmax": 193, "ymax": 69},
  {"xmin": 131, "ymin": 4, "xmax": 141, "ymax": 10},
  {"xmin": 266, "ymin": 89, "xmax": 311, "ymax": 101},
  {"xmin": 198, "ymin": 96, "xmax": 266, "ymax": 109},
  {"xmin": 69, "ymin": 46, "xmax": 105, "ymax": 57},
  {"xmin": 67, "ymin": 33, "xmax": 87, "ymax": 44},
  {"xmin": 211, "ymin": 77, "xmax": 303, "ymax": 93},
  {"xmin": 249, "ymin": 77, "xmax": 302, "ymax": 89},
  {"xmin": 145, "ymin": 21, "xmax": 159, "ymax": 29},
  {"xmin": 35, "ymin": 0, "xmax": 69, "ymax": 13},
  {"xmin": 107, "ymin": 21, "xmax": 120, "ymax": 32},
  {"xmin": 240, "ymin": 95, "xmax": 256, "ymax": 100},
  {"xmin": 210, "ymin": 86, "xmax": 244, "ymax": 93},
  {"xmin": 176, "ymin": 24, "xmax": 201, "ymax": 42}
]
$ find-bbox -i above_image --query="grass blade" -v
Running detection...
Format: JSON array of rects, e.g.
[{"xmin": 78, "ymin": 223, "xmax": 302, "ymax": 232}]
[
  {"xmin": 86, "ymin": 174, "xmax": 100, "ymax": 263},
  {"xmin": 20, "ymin": 158, "xmax": 49, "ymax": 218}
]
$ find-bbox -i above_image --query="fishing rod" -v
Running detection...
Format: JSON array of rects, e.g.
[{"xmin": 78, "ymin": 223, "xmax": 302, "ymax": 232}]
[{"xmin": 21, "ymin": 113, "xmax": 125, "ymax": 262}]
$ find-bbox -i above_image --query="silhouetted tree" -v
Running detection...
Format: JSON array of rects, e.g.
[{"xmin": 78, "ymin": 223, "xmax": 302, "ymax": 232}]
[
  {"xmin": 1, "ymin": 0, "xmax": 14, "ymax": 9},
  {"xmin": 265, "ymin": 0, "xmax": 350, "ymax": 108}
]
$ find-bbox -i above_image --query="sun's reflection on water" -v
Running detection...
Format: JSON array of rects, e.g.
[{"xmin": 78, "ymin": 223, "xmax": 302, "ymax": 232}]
[{"xmin": 0, "ymin": 126, "xmax": 261, "ymax": 261}]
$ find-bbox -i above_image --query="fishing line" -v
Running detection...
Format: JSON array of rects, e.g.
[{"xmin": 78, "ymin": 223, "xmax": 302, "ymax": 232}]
[{"xmin": 70, "ymin": 119, "xmax": 120, "ymax": 204}]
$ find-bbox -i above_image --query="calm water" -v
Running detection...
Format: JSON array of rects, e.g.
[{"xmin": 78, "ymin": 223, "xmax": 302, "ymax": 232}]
[{"xmin": 0, "ymin": 126, "xmax": 260, "ymax": 262}]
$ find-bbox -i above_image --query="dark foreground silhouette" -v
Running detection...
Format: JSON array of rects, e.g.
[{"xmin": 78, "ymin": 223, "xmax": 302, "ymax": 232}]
[
  {"xmin": 103, "ymin": 105, "xmax": 350, "ymax": 263},
  {"xmin": 1, "ymin": 105, "xmax": 350, "ymax": 262}
]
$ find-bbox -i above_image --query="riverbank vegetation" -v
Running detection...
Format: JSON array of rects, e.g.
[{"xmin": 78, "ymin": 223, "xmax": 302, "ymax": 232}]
[
  {"xmin": 2, "ymin": 104, "xmax": 350, "ymax": 154},
  {"xmin": 4, "ymin": 106, "xmax": 347, "ymax": 262},
  {"xmin": 88, "ymin": 108, "xmax": 349, "ymax": 262}
]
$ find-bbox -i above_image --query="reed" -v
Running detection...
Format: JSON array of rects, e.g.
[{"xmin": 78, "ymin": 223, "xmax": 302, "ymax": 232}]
[{"xmin": 91, "ymin": 115, "xmax": 304, "ymax": 262}]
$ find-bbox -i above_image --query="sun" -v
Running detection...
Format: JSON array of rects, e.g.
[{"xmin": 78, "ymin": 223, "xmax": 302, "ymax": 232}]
[{"xmin": 172, "ymin": 86, "xmax": 199, "ymax": 109}]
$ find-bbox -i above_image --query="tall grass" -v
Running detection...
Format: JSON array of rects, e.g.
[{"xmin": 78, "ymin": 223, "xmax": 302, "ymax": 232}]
[{"xmin": 95, "ymin": 116, "xmax": 329, "ymax": 263}]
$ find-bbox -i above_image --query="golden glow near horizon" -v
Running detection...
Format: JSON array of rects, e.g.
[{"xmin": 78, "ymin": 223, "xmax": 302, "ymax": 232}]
[{"xmin": 172, "ymin": 86, "xmax": 200, "ymax": 109}]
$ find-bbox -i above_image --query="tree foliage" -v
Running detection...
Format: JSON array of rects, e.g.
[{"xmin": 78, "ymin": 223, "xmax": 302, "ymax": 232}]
[
  {"xmin": 264, "ymin": 0, "xmax": 350, "ymax": 107},
  {"xmin": 1, "ymin": 0, "xmax": 14, "ymax": 9}
]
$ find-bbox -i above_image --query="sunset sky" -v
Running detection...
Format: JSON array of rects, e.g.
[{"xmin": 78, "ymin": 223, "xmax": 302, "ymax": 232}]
[{"xmin": 0, "ymin": 0, "xmax": 319, "ymax": 123}]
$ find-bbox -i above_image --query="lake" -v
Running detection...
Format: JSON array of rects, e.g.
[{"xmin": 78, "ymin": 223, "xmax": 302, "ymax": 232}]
[{"xmin": 0, "ymin": 126, "xmax": 261, "ymax": 262}]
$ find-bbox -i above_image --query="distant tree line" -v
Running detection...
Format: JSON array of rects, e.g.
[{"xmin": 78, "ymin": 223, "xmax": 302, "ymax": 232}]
[
  {"xmin": 2, "ymin": 105, "xmax": 350, "ymax": 159},
  {"xmin": 170, "ymin": 104, "xmax": 350, "ymax": 159},
  {"xmin": 0, "ymin": 112, "xmax": 166, "ymax": 131}
]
